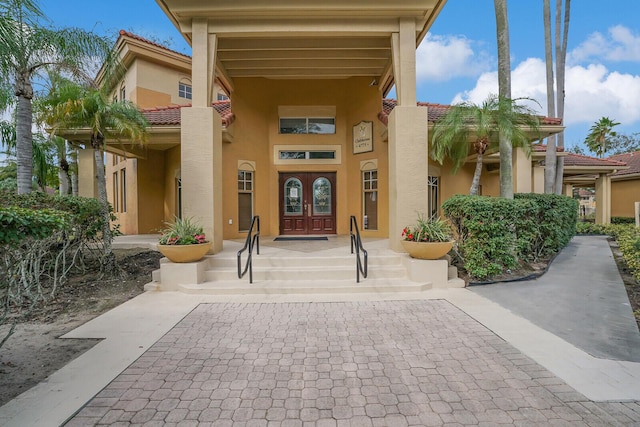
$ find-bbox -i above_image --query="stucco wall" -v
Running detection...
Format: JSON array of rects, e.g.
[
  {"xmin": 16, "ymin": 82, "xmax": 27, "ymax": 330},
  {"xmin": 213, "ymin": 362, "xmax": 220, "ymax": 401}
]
[
  {"xmin": 134, "ymin": 150, "xmax": 166, "ymax": 233},
  {"xmin": 134, "ymin": 60, "xmax": 192, "ymax": 107},
  {"xmin": 611, "ymin": 178, "xmax": 640, "ymax": 218},
  {"xmin": 221, "ymin": 76, "xmax": 384, "ymax": 239},
  {"xmin": 163, "ymin": 145, "xmax": 181, "ymax": 224}
]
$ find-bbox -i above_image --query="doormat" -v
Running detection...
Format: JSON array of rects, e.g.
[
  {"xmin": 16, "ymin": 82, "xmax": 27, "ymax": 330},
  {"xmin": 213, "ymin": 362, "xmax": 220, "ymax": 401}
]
[{"xmin": 274, "ymin": 236, "xmax": 329, "ymax": 241}]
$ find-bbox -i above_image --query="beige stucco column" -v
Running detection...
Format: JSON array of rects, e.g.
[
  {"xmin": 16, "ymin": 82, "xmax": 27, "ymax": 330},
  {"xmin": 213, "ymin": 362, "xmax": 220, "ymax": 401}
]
[
  {"xmin": 180, "ymin": 17, "xmax": 223, "ymax": 253},
  {"xmin": 595, "ymin": 173, "xmax": 611, "ymax": 224},
  {"xmin": 563, "ymin": 183, "xmax": 574, "ymax": 197},
  {"xmin": 512, "ymin": 148, "xmax": 531, "ymax": 193},
  {"xmin": 388, "ymin": 106, "xmax": 429, "ymax": 252},
  {"xmin": 532, "ymin": 164, "xmax": 545, "ymax": 193},
  {"xmin": 388, "ymin": 17, "xmax": 429, "ymax": 252},
  {"xmin": 77, "ymin": 148, "xmax": 98, "ymax": 198}
]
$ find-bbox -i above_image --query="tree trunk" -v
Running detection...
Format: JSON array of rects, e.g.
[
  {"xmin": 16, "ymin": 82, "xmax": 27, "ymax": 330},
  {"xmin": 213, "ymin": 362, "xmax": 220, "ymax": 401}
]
[
  {"xmin": 494, "ymin": 0, "xmax": 513, "ymax": 199},
  {"xmin": 543, "ymin": 0, "xmax": 557, "ymax": 194},
  {"xmin": 470, "ymin": 153, "xmax": 484, "ymax": 196},
  {"xmin": 554, "ymin": 0, "xmax": 571, "ymax": 194},
  {"xmin": 70, "ymin": 145, "xmax": 79, "ymax": 196},
  {"xmin": 92, "ymin": 134, "xmax": 115, "ymax": 272},
  {"xmin": 15, "ymin": 72, "xmax": 34, "ymax": 194}
]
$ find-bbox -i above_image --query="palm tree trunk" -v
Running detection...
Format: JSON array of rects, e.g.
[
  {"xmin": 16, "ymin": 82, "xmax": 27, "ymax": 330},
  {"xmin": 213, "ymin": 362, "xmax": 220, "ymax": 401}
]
[
  {"xmin": 494, "ymin": 0, "xmax": 514, "ymax": 199},
  {"xmin": 15, "ymin": 73, "xmax": 34, "ymax": 194},
  {"xmin": 554, "ymin": 0, "xmax": 571, "ymax": 194},
  {"xmin": 92, "ymin": 135, "xmax": 115, "ymax": 272},
  {"xmin": 470, "ymin": 153, "xmax": 484, "ymax": 196},
  {"xmin": 543, "ymin": 0, "xmax": 557, "ymax": 194},
  {"xmin": 70, "ymin": 144, "xmax": 79, "ymax": 196}
]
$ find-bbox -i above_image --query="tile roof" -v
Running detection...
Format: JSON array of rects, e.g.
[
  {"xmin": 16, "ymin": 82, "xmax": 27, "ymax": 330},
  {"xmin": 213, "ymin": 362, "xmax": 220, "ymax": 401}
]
[
  {"xmin": 532, "ymin": 143, "xmax": 564, "ymax": 153},
  {"xmin": 378, "ymin": 98, "xmax": 563, "ymax": 126},
  {"xmin": 118, "ymin": 30, "xmax": 191, "ymax": 60},
  {"xmin": 609, "ymin": 151, "xmax": 640, "ymax": 177},
  {"xmin": 563, "ymin": 152, "xmax": 627, "ymax": 168},
  {"xmin": 141, "ymin": 101, "xmax": 235, "ymax": 127}
]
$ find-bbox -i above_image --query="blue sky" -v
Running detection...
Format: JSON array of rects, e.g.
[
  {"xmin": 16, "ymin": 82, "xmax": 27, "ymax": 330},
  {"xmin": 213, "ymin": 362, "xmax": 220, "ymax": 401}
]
[{"xmin": 39, "ymin": 0, "xmax": 640, "ymax": 152}]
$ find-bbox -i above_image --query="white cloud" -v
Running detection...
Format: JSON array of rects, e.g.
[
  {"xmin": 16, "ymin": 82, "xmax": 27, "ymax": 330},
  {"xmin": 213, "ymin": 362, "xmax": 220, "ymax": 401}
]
[
  {"xmin": 451, "ymin": 58, "xmax": 640, "ymax": 127},
  {"xmin": 416, "ymin": 33, "xmax": 492, "ymax": 82},
  {"xmin": 569, "ymin": 25, "xmax": 640, "ymax": 64}
]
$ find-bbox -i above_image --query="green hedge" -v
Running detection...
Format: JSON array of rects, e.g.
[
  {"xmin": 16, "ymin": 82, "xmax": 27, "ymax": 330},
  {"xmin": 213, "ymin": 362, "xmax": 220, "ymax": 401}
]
[
  {"xmin": 515, "ymin": 193, "xmax": 578, "ymax": 259},
  {"xmin": 0, "ymin": 190, "xmax": 105, "ymax": 239},
  {"xmin": 612, "ymin": 216, "xmax": 636, "ymax": 225},
  {"xmin": 443, "ymin": 194, "xmax": 578, "ymax": 280},
  {"xmin": 0, "ymin": 207, "xmax": 70, "ymax": 244}
]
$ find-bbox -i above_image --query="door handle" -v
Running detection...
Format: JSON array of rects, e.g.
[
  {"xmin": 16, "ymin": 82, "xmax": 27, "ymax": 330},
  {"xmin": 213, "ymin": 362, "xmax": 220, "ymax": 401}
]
[{"xmin": 307, "ymin": 203, "xmax": 311, "ymax": 217}]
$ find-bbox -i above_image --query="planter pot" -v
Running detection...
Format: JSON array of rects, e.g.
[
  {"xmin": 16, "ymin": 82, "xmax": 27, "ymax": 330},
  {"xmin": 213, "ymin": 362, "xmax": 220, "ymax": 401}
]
[
  {"xmin": 401, "ymin": 240, "xmax": 454, "ymax": 260},
  {"xmin": 157, "ymin": 242, "xmax": 212, "ymax": 263}
]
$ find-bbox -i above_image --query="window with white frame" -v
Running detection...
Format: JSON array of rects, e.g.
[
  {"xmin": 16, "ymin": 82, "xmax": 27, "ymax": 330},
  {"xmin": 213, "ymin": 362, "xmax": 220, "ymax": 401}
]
[
  {"xmin": 363, "ymin": 170, "xmax": 378, "ymax": 230},
  {"xmin": 178, "ymin": 82, "xmax": 192, "ymax": 100},
  {"xmin": 238, "ymin": 170, "xmax": 254, "ymax": 231},
  {"xmin": 428, "ymin": 176, "xmax": 440, "ymax": 219}
]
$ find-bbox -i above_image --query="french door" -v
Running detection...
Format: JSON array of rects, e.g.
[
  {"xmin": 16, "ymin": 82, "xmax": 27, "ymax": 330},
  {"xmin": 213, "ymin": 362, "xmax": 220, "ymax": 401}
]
[{"xmin": 279, "ymin": 172, "xmax": 336, "ymax": 235}]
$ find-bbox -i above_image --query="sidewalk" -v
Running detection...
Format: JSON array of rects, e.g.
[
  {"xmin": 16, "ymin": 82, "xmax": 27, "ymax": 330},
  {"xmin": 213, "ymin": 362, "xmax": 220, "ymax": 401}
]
[{"xmin": 0, "ymin": 236, "xmax": 638, "ymax": 426}]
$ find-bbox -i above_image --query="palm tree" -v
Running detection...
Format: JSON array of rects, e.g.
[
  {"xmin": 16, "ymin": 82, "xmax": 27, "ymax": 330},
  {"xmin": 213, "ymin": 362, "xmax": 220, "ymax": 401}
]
[
  {"xmin": 431, "ymin": 95, "xmax": 541, "ymax": 196},
  {"xmin": 43, "ymin": 79, "xmax": 148, "ymax": 270},
  {"xmin": 585, "ymin": 117, "xmax": 620, "ymax": 158},
  {"xmin": 493, "ymin": 0, "xmax": 513, "ymax": 199},
  {"xmin": 0, "ymin": 0, "xmax": 112, "ymax": 194},
  {"xmin": 543, "ymin": 0, "xmax": 571, "ymax": 194},
  {"xmin": 0, "ymin": 118, "xmax": 52, "ymax": 192}
]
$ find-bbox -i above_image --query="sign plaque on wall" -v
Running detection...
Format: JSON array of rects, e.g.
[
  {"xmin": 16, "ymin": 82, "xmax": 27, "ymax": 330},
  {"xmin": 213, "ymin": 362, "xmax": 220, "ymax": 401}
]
[{"xmin": 353, "ymin": 121, "xmax": 373, "ymax": 154}]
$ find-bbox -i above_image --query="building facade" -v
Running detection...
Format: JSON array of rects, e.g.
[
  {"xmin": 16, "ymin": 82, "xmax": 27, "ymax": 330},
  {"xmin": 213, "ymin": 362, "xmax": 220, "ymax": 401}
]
[{"xmin": 73, "ymin": 1, "xmax": 623, "ymax": 255}]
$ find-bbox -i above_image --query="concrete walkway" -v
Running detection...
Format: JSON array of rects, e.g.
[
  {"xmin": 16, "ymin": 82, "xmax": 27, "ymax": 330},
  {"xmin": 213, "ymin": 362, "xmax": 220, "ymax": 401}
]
[
  {"xmin": 473, "ymin": 235, "xmax": 640, "ymax": 362},
  {"xmin": 0, "ymin": 236, "xmax": 639, "ymax": 426}
]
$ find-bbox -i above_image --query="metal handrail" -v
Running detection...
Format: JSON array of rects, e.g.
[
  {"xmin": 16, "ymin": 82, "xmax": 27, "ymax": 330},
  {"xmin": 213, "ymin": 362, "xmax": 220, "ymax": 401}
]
[
  {"xmin": 349, "ymin": 215, "xmax": 368, "ymax": 283},
  {"xmin": 237, "ymin": 216, "xmax": 260, "ymax": 283}
]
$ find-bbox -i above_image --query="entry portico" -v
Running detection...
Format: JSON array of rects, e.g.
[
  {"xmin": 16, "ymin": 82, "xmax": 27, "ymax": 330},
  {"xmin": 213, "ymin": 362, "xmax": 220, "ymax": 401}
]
[{"xmin": 156, "ymin": 0, "xmax": 447, "ymax": 253}]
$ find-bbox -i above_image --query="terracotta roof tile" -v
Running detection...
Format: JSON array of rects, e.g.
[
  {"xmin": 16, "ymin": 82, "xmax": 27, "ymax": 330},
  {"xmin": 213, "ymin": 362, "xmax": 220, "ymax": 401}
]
[
  {"xmin": 378, "ymin": 98, "xmax": 562, "ymax": 126},
  {"xmin": 532, "ymin": 143, "xmax": 564, "ymax": 153},
  {"xmin": 609, "ymin": 151, "xmax": 640, "ymax": 177},
  {"xmin": 563, "ymin": 152, "xmax": 626, "ymax": 168},
  {"xmin": 141, "ymin": 100, "xmax": 235, "ymax": 127},
  {"xmin": 118, "ymin": 30, "xmax": 191, "ymax": 59}
]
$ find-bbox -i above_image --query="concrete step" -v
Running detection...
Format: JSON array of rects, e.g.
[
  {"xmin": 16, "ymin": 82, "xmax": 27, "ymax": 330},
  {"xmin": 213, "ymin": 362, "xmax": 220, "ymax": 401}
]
[
  {"xmin": 176, "ymin": 277, "xmax": 432, "ymax": 295},
  {"xmin": 205, "ymin": 264, "xmax": 406, "ymax": 282},
  {"xmin": 208, "ymin": 253, "xmax": 403, "ymax": 269}
]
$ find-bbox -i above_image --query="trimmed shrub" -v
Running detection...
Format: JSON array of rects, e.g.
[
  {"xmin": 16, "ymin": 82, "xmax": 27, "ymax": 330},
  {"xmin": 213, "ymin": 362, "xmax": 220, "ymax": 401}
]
[
  {"xmin": 612, "ymin": 217, "xmax": 636, "ymax": 225},
  {"xmin": 515, "ymin": 193, "xmax": 578, "ymax": 259},
  {"xmin": 443, "ymin": 194, "xmax": 578, "ymax": 280},
  {"xmin": 0, "ymin": 189, "xmax": 105, "ymax": 238},
  {"xmin": 0, "ymin": 207, "xmax": 70, "ymax": 244}
]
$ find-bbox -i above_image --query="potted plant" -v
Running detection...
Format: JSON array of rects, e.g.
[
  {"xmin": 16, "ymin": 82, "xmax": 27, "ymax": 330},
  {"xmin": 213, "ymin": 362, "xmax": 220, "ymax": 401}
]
[
  {"xmin": 157, "ymin": 217, "xmax": 212, "ymax": 263},
  {"xmin": 401, "ymin": 214, "xmax": 455, "ymax": 259}
]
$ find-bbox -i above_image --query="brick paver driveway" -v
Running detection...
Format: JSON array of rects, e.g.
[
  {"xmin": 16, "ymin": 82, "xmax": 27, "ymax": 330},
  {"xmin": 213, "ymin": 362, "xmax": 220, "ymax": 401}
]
[{"xmin": 68, "ymin": 301, "xmax": 640, "ymax": 426}]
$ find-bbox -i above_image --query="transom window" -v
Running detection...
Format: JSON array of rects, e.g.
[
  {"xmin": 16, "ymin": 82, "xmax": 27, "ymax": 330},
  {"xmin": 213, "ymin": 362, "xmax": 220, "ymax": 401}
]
[
  {"xmin": 279, "ymin": 117, "xmax": 335, "ymax": 134},
  {"xmin": 179, "ymin": 82, "xmax": 192, "ymax": 100},
  {"xmin": 279, "ymin": 150, "xmax": 336, "ymax": 160}
]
